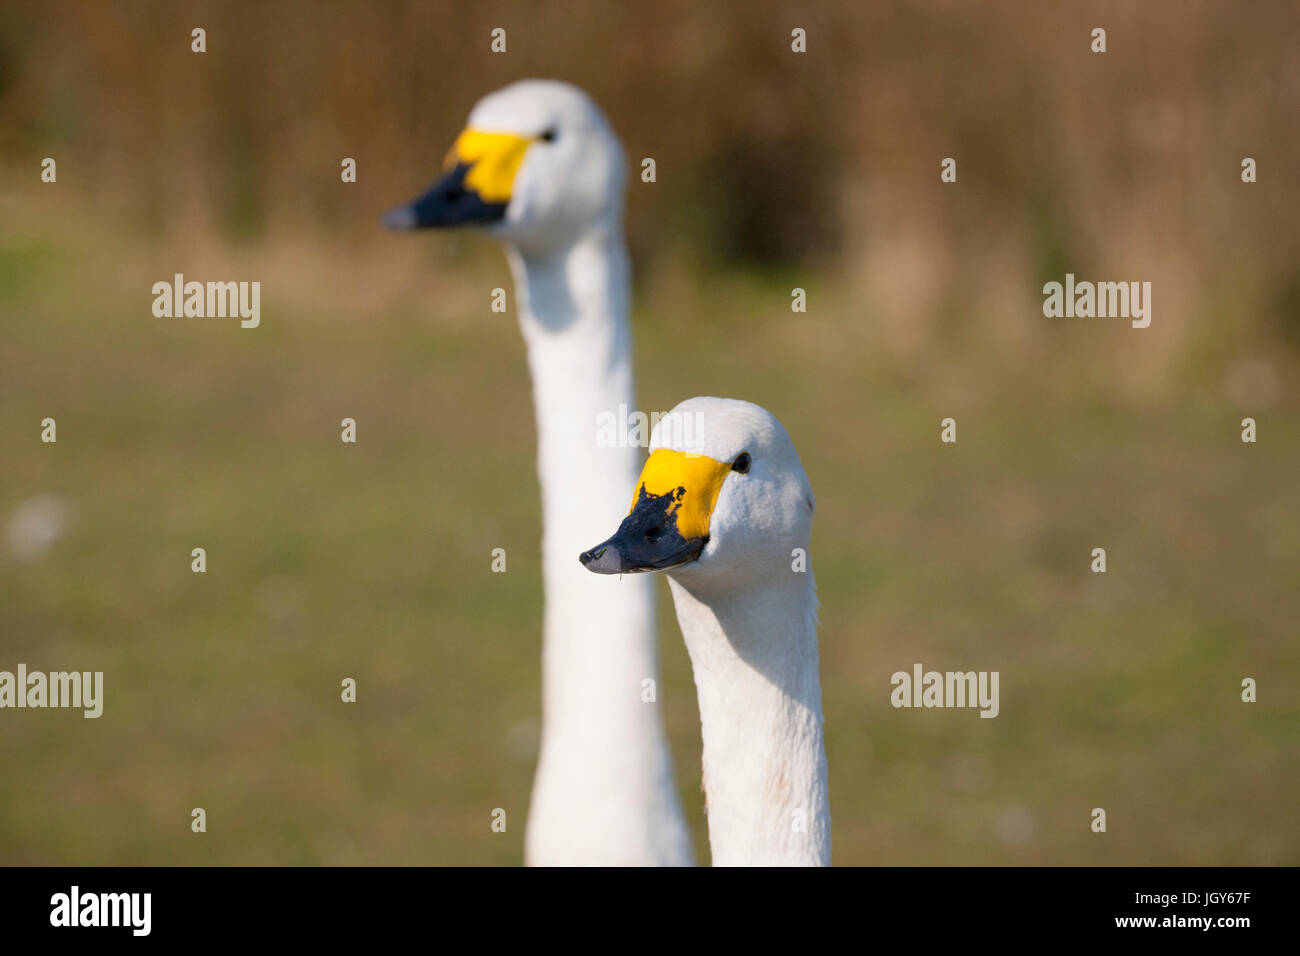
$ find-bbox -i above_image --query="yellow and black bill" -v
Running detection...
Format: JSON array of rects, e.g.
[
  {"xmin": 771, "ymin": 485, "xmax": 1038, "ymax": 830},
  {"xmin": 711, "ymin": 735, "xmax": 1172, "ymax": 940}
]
[
  {"xmin": 579, "ymin": 449, "xmax": 732, "ymax": 575},
  {"xmin": 578, "ymin": 485, "xmax": 708, "ymax": 575},
  {"xmin": 381, "ymin": 129, "xmax": 534, "ymax": 229}
]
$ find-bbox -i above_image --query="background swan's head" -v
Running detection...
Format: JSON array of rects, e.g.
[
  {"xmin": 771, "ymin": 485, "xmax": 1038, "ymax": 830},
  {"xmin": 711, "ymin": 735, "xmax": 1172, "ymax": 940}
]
[
  {"xmin": 382, "ymin": 79, "xmax": 625, "ymax": 252},
  {"xmin": 580, "ymin": 397, "xmax": 815, "ymax": 589}
]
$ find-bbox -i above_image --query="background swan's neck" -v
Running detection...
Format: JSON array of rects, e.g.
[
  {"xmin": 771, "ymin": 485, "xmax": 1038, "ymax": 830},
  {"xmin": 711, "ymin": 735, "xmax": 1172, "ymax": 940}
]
[
  {"xmin": 507, "ymin": 235, "xmax": 693, "ymax": 866},
  {"xmin": 668, "ymin": 572, "xmax": 830, "ymax": 866}
]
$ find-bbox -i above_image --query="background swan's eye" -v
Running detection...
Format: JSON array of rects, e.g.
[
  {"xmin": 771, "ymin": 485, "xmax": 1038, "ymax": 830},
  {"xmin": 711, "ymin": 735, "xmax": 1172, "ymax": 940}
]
[
  {"xmin": 731, "ymin": 452, "xmax": 751, "ymax": 474},
  {"xmin": 539, "ymin": 127, "xmax": 557, "ymax": 142}
]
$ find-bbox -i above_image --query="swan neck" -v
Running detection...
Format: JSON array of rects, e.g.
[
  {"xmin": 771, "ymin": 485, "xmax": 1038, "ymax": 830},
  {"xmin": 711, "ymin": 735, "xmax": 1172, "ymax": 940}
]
[
  {"xmin": 669, "ymin": 573, "xmax": 830, "ymax": 866},
  {"xmin": 508, "ymin": 234, "xmax": 692, "ymax": 865}
]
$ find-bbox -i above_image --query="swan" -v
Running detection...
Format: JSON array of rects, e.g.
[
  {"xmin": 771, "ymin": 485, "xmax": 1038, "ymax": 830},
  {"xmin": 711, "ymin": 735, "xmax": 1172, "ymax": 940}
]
[
  {"xmin": 580, "ymin": 397, "xmax": 831, "ymax": 866},
  {"xmin": 383, "ymin": 80, "xmax": 693, "ymax": 866}
]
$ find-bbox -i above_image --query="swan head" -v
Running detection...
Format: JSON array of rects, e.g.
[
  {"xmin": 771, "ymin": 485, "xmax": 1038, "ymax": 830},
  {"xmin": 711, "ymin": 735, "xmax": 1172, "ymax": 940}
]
[
  {"xmin": 381, "ymin": 79, "xmax": 625, "ymax": 252},
  {"xmin": 579, "ymin": 398, "xmax": 815, "ymax": 589}
]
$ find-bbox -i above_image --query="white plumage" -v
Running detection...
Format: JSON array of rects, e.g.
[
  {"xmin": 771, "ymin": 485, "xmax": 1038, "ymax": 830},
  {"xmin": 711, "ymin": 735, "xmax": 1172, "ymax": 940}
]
[
  {"xmin": 386, "ymin": 80, "xmax": 693, "ymax": 866},
  {"xmin": 583, "ymin": 398, "xmax": 831, "ymax": 865}
]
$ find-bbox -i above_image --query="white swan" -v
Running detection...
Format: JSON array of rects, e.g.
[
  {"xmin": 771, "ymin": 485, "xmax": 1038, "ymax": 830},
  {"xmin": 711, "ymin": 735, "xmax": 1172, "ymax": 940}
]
[
  {"xmin": 383, "ymin": 80, "xmax": 693, "ymax": 866},
  {"xmin": 580, "ymin": 397, "xmax": 830, "ymax": 866}
]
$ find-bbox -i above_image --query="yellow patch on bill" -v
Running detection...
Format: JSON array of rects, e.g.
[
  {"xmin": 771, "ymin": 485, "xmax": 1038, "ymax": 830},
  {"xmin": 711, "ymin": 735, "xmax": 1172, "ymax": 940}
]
[
  {"xmin": 446, "ymin": 128, "xmax": 535, "ymax": 204},
  {"xmin": 632, "ymin": 449, "xmax": 732, "ymax": 540}
]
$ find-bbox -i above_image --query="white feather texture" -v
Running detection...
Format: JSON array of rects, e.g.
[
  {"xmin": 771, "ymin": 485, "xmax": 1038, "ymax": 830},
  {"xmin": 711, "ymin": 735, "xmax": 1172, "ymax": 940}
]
[
  {"xmin": 651, "ymin": 398, "xmax": 830, "ymax": 866},
  {"xmin": 439, "ymin": 81, "xmax": 693, "ymax": 865}
]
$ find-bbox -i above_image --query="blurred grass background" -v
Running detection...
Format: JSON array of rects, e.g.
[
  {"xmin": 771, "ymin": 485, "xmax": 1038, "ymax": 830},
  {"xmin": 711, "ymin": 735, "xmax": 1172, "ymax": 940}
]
[{"xmin": 1, "ymin": 0, "xmax": 1297, "ymax": 864}]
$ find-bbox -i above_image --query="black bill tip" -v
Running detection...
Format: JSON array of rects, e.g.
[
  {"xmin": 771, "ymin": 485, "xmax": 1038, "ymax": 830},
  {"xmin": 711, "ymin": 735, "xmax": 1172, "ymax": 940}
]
[
  {"xmin": 578, "ymin": 543, "xmax": 627, "ymax": 575},
  {"xmin": 579, "ymin": 486, "xmax": 708, "ymax": 576},
  {"xmin": 380, "ymin": 205, "xmax": 419, "ymax": 230},
  {"xmin": 381, "ymin": 163, "xmax": 508, "ymax": 231}
]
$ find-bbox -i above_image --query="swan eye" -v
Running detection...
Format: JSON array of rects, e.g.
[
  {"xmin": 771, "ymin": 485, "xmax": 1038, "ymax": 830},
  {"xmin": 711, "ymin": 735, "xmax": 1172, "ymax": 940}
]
[
  {"xmin": 539, "ymin": 127, "xmax": 558, "ymax": 143},
  {"xmin": 731, "ymin": 452, "xmax": 751, "ymax": 474}
]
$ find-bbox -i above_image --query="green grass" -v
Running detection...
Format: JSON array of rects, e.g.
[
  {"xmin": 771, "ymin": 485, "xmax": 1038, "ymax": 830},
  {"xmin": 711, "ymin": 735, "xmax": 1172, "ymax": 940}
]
[{"xmin": 1, "ymin": 212, "xmax": 1297, "ymax": 865}]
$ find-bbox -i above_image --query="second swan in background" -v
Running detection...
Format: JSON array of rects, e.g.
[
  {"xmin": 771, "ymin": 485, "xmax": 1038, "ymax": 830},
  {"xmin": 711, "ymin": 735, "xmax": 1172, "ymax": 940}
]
[{"xmin": 384, "ymin": 80, "xmax": 693, "ymax": 866}]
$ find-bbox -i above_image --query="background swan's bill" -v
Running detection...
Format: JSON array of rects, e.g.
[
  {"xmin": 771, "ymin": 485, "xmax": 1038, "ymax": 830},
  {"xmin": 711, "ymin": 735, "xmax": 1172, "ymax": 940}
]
[{"xmin": 381, "ymin": 162, "xmax": 508, "ymax": 229}]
